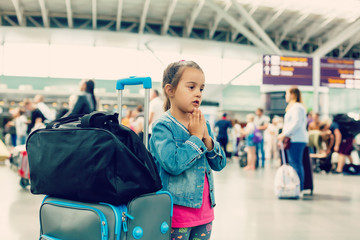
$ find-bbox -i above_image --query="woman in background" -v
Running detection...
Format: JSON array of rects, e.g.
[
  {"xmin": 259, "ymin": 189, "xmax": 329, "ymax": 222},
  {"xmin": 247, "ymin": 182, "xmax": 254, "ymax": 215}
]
[
  {"xmin": 14, "ymin": 108, "xmax": 28, "ymax": 145},
  {"xmin": 241, "ymin": 114, "xmax": 257, "ymax": 170},
  {"xmin": 278, "ymin": 86, "xmax": 308, "ymax": 192},
  {"xmin": 66, "ymin": 79, "xmax": 97, "ymax": 116},
  {"xmin": 266, "ymin": 116, "xmax": 281, "ymax": 165},
  {"xmin": 231, "ymin": 119, "xmax": 242, "ymax": 159}
]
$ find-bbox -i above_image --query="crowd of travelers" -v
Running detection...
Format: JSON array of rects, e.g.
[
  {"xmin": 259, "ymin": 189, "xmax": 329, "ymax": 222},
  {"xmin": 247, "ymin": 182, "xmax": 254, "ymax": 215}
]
[{"xmin": 212, "ymin": 88, "xmax": 360, "ymax": 178}]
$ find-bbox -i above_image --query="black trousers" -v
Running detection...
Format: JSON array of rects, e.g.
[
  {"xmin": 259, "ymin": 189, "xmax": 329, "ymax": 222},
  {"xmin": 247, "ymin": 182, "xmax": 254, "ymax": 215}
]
[{"xmin": 217, "ymin": 137, "xmax": 230, "ymax": 158}]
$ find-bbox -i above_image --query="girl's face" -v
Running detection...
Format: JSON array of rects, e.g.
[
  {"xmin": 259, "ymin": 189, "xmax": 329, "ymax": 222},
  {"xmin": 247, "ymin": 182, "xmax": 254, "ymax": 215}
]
[{"xmin": 170, "ymin": 68, "xmax": 205, "ymax": 114}]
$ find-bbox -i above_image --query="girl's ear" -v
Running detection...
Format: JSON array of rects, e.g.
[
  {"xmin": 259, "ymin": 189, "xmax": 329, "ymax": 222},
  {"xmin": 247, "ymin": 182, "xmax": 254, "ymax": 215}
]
[{"xmin": 164, "ymin": 84, "xmax": 174, "ymax": 98}]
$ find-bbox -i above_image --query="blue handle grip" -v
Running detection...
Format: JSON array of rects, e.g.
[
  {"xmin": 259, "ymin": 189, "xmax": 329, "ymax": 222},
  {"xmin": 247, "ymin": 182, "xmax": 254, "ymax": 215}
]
[{"xmin": 116, "ymin": 76, "xmax": 152, "ymax": 90}]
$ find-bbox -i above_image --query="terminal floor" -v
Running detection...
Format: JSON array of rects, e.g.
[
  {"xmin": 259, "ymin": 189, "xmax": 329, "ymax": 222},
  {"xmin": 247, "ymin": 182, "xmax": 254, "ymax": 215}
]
[{"xmin": 1, "ymin": 159, "xmax": 359, "ymax": 240}]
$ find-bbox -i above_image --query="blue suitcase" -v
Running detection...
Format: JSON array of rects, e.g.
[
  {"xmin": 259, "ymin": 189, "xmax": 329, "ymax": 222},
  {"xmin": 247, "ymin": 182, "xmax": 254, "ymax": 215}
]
[{"xmin": 39, "ymin": 192, "xmax": 172, "ymax": 240}]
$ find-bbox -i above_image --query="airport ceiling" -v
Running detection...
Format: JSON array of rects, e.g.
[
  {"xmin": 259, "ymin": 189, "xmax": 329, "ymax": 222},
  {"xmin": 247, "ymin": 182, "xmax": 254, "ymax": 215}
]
[{"xmin": 1, "ymin": 0, "xmax": 360, "ymax": 58}]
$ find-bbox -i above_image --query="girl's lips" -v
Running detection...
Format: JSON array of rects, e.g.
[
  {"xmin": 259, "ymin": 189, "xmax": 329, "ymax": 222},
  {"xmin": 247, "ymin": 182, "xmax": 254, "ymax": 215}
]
[{"xmin": 192, "ymin": 100, "xmax": 200, "ymax": 106}]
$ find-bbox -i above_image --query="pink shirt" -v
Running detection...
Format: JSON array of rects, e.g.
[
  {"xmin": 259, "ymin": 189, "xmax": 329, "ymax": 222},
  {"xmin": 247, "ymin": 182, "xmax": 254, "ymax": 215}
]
[{"xmin": 171, "ymin": 174, "xmax": 214, "ymax": 228}]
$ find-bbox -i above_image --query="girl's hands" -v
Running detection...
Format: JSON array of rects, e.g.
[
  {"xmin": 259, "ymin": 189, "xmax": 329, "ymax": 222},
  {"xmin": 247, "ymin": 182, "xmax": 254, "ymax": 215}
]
[
  {"xmin": 203, "ymin": 118, "xmax": 210, "ymax": 140},
  {"xmin": 202, "ymin": 113, "xmax": 213, "ymax": 150},
  {"xmin": 188, "ymin": 108, "xmax": 205, "ymax": 140},
  {"xmin": 189, "ymin": 108, "xmax": 214, "ymax": 151},
  {"xmin": 203, "ymin": 125, "xmax": 214, "ymax": 151}
]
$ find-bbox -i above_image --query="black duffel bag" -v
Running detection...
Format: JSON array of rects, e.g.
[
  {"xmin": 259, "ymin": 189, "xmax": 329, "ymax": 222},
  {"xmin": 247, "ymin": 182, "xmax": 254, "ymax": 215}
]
[{"xmin": 26, "ymin": 112, "xmax": 162, "ymax": 205}]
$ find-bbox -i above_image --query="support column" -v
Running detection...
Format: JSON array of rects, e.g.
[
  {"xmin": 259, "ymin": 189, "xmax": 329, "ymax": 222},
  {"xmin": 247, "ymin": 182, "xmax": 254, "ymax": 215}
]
[{"xmin": 312, "ymin": 56, "xmax": 320, "ymax": 113}]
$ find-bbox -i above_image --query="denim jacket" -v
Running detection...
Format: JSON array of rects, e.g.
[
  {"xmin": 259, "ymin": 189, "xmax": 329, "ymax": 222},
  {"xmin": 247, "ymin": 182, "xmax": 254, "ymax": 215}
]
[{"xmin": 149, "ymin": 111, "xmax": 226, "ymax": 208}]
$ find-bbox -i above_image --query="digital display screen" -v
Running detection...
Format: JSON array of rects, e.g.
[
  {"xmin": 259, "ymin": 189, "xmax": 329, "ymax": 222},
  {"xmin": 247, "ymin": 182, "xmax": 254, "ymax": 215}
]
[
  {"xmin": 262, "ymin": 55, "xmax": 313, "ymax": 86},
  {"xmin": 320, "ymin": 58, "xmax": 360, "ymax": 89},
  {"xmin": 265, "ymin": 91, "xmax": 286, "ymax": 115}
]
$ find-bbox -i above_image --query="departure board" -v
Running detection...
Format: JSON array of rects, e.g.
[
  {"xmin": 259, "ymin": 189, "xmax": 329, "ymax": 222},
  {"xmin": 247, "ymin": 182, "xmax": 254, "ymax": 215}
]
[
  {"xmin": 262, "ymin": 55, "xmax": 313, "ymax": 86},
  {"xmin": 320, "ymin": 58, "xmax": 360, "ymax": 89}
]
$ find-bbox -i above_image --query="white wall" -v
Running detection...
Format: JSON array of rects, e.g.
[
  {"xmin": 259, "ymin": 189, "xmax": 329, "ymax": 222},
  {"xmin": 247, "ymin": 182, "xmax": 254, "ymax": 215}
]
[{"xmin": 0, "ymin": 26, "xmax": 263, "ymax": 87}]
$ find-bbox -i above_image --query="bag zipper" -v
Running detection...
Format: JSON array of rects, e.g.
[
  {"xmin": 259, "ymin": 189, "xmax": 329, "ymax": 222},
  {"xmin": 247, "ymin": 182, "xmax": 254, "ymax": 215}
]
[
  {"xmin": 100, "ymin": 203, "xmax": 121, "ymax": 240},
  {"xmin": 45, "ymin": 201, "xmax": 108, "ymax": 240},
  {"xmin": 118, "ymin": 205, "xmax": 134, "ymax": 233},
  {"xmin": 156, "ymin": 191, "xmax": 173, "ymax": 216}
]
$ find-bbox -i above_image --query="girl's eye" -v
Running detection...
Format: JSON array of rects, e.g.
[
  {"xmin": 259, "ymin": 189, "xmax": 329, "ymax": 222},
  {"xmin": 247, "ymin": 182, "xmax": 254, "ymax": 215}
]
[
  {"xmin": 189, "ymin": 86, "xmax": 194, "ymax": 90},
  {"xmin": 200, "ymin": 88, "xmax": 204, "ymax": 92}
]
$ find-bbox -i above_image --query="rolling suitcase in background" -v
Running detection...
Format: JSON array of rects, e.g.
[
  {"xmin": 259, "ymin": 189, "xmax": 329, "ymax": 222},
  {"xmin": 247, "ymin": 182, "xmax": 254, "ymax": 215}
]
[
  {"xmin": 9, "ymin": 144, "xmax": 26, "ymax": 169},
  {"xmin": 237, "ymin": 141, "xmax": 247, "ymax": 168},
  {"xmin": 274, "ymin": 142, "xmax": 301, "ymax": 199},
  {"xmin": 302, "ymin": 146, "xmax": 314, "ymax": 195},
  {"xmin": 278, "ymin": 144, "xmax": 314, "ymax": 196},
  {"xmin": 18, "ymin": 150, "xmax": 31, "ymax": 189},
  {"xmin": 37, "ymin": 77, "xmax": 172, "ymax": 240}
]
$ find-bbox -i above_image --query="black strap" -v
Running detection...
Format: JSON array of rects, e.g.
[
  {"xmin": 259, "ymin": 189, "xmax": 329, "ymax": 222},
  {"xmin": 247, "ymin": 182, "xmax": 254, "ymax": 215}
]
[
  {"xmin": 46, "ymin": 114, "xmax": 84, "ymax": 129},
  {"xmin": 80, "ymin": 112, "xmax": 105, "ymax": 128}
]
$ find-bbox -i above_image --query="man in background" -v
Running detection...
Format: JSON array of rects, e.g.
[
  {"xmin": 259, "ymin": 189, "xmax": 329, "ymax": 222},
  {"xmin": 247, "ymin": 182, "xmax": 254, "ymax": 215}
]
[
  {"xmin": 215, "ymin": 113, "xmax": 232, "ymax": 158},
  {"xmin": 308, "ymin": 112, "xmax": 321, "ymax": 130},
  {"xmin": 24, "ymin": 99, "xmax": 46, "ymax": 134},
  {"xmin": 321, "ymin": 115, "xmax": 360, "ymax": 174}
]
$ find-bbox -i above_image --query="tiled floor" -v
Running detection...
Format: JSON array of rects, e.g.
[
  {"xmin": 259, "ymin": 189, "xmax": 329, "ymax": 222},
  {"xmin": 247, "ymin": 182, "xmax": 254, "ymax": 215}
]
[{"xmin": 1, "ymin": 159, "xmax": 359, "ymax": 240}]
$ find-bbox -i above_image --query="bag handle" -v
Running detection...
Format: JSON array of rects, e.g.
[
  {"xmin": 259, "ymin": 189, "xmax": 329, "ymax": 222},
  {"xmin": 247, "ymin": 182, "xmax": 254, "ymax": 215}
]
[
  {"xmin": 46, "ymin": 114, "xmax": 84, "ymax": 129},
  {"xmin": 80, "ymin": 111, "xmax": 119, "ymax": 128}
]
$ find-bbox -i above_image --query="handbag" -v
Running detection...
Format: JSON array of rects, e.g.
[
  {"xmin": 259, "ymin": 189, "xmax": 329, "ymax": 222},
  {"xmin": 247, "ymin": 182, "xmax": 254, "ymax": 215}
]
[
  {"xmin": 26, "ymin": 112, "xmax": 162, "ymax": 205},
  {"xmin": 283, "ymin": 136, "xmax": 291, "ymax": 150},
  {"xmin": 252, "ymin": 128, "xmax": 263, "ymax": 143}
]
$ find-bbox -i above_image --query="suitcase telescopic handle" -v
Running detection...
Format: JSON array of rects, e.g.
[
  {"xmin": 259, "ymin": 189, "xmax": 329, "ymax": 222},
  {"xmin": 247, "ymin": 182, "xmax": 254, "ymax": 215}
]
[
  {"xmin": 116, "ymin": 76, "xmax": 152, "ymax": 90},
  {"xmin": 116, "ymin": 77, "xmax": 152, "ymax": 149},
  {"xmin": 279, "ymin": 141, "xmax": 287, "ymax": 165}
]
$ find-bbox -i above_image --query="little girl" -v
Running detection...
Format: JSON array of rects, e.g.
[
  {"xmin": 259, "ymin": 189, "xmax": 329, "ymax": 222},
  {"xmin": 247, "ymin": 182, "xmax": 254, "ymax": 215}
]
[
  {"xmin": 241, "ymin": 113, "xmax": 256, "ymax": 170},
  {"xmin": 149, "ymin": 61, "xmax": 226, "ymax": 240}
]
